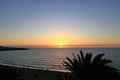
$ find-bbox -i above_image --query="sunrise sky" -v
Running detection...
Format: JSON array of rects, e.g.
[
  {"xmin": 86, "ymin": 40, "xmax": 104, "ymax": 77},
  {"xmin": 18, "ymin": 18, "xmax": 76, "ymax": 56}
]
[{"xmin": 0, "ymin": 0, "xmax": 120, "ymax": 48}]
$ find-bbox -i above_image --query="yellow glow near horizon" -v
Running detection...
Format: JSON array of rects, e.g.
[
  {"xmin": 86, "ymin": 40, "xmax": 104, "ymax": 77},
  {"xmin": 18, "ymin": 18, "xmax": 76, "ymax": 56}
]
[
  {"xmin": 56, "ymin": 41, "xmax": 65, "ymax": 48},
  {"xmin": 1, "ymin": 29, "xmax": 120, "ymax": 48}
]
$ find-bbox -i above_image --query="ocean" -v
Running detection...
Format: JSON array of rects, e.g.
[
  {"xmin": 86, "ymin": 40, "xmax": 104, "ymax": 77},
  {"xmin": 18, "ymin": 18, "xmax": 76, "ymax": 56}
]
[{"xmin": 0, "ymin": 48, "xmax": 120, "ymax": 72}]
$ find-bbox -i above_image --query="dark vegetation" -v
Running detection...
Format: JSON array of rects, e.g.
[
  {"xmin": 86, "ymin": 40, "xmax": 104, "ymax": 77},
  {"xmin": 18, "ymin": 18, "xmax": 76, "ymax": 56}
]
[
  {"xmin": 62, "ymin": 50, "xmax": 120, "ymax": 80},
  {"xmin": 0, "ymin": 46, "xmax": 28, "ymax": 51}
]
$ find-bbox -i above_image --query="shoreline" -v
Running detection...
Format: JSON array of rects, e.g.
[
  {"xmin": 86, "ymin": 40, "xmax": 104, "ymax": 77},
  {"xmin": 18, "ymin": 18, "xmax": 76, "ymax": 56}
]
[
  {"xmin": 0, "ymin": 63, "xmax": 69, "ymax": 72},
  {"xmin": 0, "ymin": 64, "xmax": 71, "ymax": 80}
]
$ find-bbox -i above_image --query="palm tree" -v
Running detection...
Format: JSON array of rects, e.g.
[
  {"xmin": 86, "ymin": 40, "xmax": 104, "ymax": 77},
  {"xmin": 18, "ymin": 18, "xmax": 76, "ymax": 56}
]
[{"xmin": 63, "ymin": 50, "xmax": 120, "ymax": 80}]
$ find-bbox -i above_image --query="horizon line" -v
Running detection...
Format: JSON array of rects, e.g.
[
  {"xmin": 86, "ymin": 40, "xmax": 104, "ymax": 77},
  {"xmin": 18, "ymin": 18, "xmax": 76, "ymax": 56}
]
[{"xmin": 1, "ymin": 44, "xmax": 120, "ymax": 48}]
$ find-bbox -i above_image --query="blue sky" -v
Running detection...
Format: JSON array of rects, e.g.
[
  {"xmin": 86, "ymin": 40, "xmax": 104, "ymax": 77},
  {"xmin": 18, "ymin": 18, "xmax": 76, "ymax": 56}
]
[{"xmin": 0, "ymin": 0, "xmax": 120, "ymax": 47}]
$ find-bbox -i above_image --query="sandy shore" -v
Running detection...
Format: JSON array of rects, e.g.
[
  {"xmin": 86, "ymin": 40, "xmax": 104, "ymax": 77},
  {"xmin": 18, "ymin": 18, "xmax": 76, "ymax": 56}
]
[
  {"xmin": 21, "ymin": 68, "xmax": 64, "ymax": 80},
  {"xmin": 0, "ymin": 64, "xmax": 119, "ymax": 80},
  {"xmin": 0, "ymin": 64, "xmax": 71, "ymax": 80}
]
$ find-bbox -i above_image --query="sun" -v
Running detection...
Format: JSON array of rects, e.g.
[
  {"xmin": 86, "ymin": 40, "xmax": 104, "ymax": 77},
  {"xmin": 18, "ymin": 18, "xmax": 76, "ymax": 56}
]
[{"xmin": 57, "ymin": 41, "xmax": 65, "ymax": 48}]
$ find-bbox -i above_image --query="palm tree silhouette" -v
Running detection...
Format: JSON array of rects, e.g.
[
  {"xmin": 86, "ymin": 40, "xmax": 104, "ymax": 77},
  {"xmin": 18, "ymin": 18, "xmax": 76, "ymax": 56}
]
[{"xmin": 63, "ymin": 50, "xmax": 120, "ymax": 80}]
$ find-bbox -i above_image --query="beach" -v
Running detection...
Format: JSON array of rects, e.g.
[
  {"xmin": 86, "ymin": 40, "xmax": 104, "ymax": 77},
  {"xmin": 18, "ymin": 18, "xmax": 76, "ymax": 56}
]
[
  {"xmin": 21, "ymin": 68, "xmax": 60, "ymax": 80},
  {"xmin": 0, "ymin": 64, "xmax": 70, "ymax": 80}
]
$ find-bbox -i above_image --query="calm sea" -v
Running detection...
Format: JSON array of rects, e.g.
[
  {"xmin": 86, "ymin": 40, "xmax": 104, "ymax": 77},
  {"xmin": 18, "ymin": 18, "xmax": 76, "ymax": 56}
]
[{"xmin": 0, "ymin": 48, "xmax": 120, "ymax": 72}]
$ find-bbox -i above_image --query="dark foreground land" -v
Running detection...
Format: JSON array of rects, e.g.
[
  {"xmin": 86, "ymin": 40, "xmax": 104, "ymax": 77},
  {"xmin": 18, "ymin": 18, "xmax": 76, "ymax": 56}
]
[
  {"xmin": 0, "ymin": 64, "xmax": 69, "ymax": 80},
  {"xmin": 0, "ymin": 64, "xmax": 120, "ymax": 80},
  {"xmin": 0, "ymin": 46, "xmax": 28, "ymax": 51}
]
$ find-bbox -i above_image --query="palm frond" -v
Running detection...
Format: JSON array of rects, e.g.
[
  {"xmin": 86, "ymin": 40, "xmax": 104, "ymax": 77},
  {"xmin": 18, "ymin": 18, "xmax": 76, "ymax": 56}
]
[
  {"xmin": 98, "ymin": 59, "xmax": 112, "ymax": 66},
  {"xmin": 77, "ymin": 54, "xmax": 81, "ymax": 63},
  {"xmin": 84, "ymin": 53, "xmax": 92, "ymax": 64},
  {"xmin": 92, "ymin": 53, "xmax": 104, "ymax": 65},
  {"xmin": 80, "ymin": 50, "xmax": 84, "ymax": 62}
]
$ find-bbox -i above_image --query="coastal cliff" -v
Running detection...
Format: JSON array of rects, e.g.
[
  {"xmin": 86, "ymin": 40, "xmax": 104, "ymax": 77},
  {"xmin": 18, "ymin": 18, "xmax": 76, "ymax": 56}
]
[{"xmin": 0, "ymin": 46, "xmax": 28, "ymax": 51}]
